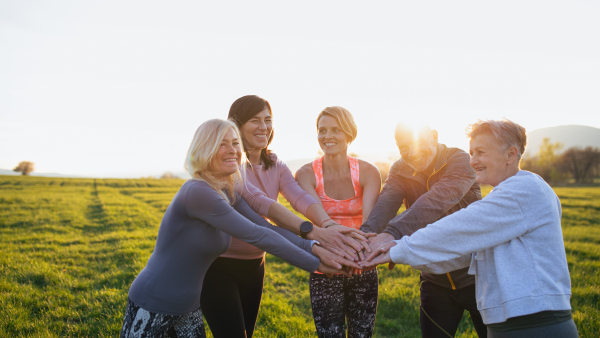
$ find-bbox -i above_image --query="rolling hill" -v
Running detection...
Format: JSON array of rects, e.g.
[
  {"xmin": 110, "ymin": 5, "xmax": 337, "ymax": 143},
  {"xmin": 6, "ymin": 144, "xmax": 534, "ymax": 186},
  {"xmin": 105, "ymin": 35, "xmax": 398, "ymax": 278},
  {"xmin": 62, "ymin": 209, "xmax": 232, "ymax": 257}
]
[{"xmin": 524, "ymin": 125, "xmax": 600, "ymax": 156}]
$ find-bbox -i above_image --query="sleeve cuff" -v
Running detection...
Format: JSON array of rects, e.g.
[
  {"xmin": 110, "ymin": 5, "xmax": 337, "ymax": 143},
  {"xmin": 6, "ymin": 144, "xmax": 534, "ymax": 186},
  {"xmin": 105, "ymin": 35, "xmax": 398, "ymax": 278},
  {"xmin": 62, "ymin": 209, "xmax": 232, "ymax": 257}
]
[
  {"xmin": 389, "ymin": 239, "xmax": 407, "ymax": 264},
  {"xmin": 360, "ymin": 224, "xmax": 374, "ymax": 233}
]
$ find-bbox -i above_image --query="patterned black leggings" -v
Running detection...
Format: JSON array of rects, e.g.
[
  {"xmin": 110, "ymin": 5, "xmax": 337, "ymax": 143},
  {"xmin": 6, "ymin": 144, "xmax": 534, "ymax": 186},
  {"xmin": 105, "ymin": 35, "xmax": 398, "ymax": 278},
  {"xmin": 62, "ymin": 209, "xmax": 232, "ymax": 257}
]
[
  {"xmin": 120, "ymin": 298, "xmax": 205, "ymax": 338},
  {"xmin": 309, "ymin": 269, "xmax": 378, "ymax": 338}
]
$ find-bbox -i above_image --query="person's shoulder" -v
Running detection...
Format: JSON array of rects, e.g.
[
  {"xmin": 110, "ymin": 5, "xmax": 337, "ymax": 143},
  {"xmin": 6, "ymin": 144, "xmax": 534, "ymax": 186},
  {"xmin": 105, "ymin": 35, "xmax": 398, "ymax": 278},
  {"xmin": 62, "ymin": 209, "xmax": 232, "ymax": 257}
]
[
  {"xmin": 497, "ymin": 171, "xmax": 555, "ymax": 200},
  {"xmin": 295, "ymin": 161, "xmax": 316, "ymax": 179},
  {"xmin": 268, "ymin": 151, "xmax": 280, "ymax": 162},
  {"xmin": 184, "ymin": 179, "xmax": 220, "ymax": 198},
  {"xmin": 445, "ymin": 145, "xmax": 470, "ymax": 161},
  {"xmin": 269, "ymin": 152, "xmax": 288, "ymax": 170},
  {"xmin": 357, "ymin": 159, "xmax": 379, "ymax": 174}
]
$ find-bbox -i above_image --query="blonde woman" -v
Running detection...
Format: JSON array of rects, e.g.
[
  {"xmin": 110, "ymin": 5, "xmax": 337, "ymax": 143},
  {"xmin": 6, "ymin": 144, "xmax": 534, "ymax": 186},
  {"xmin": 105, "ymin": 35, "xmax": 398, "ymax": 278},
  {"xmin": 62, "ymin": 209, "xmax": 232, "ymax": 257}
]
[
  {"xmin": 296, "ymin": 107, "xmax": 382, "ymax": 338},
  {"xmin": 120, "ymin": 119, "xmax": 352, "ymax": 338}
]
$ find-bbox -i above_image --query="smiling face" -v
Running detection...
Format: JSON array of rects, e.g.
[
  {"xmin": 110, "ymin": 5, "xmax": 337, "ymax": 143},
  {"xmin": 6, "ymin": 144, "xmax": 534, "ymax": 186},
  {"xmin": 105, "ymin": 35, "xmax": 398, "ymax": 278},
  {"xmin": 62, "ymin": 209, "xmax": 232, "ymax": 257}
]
[
  {"xmin": 239, "ymin": 107, "xmax": 272, "ymax": 151},
  {"xmin": 317, "ymin": 115, "xmax": 350, "ymax": 156},
  {"xmin": 469, "ymin": 132, "xmax": 517, "ymax": 186},
  {"xmin": 213, "ymin": 127, "xmax": 242, "ymax": 180},
  {"xmin": 395, "ymin": 127, "xmax": 438, "ymax": 172}
]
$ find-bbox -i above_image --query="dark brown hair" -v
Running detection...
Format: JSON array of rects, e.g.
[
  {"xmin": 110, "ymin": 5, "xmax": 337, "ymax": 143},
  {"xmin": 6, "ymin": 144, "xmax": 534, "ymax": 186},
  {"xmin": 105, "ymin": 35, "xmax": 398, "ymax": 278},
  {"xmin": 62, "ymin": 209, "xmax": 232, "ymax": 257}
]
[{"xmin": 228, "ymin": 95, "xmax": 275, "ymax": 170}]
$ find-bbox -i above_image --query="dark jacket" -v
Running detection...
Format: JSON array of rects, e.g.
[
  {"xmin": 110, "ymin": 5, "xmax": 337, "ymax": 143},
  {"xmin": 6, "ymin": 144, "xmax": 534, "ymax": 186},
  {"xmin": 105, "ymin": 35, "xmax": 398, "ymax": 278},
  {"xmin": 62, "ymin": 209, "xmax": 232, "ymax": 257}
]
[{"xmin": 361, "ymin": 143, "xmax": 481, "ymax": 290}]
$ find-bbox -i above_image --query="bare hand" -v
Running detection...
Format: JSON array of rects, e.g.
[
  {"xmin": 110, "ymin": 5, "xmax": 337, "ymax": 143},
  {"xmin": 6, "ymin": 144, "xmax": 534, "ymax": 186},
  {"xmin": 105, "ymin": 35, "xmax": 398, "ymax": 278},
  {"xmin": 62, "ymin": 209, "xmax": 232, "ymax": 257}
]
[
  {"xmin": 308, "ymin": 225, "xmax": 363, "ymax": 261},
  {"xmin": 360, "ymin": 241, "xmax": 396, "ymax": 269},
  {"xmin": 317, "ymin": 262, "xmax": 352, "ymax": 277},
  {"xmin": 365, "ymin": 233, "xmax": 395, "ymax": 261},
  {"xmin": 313, "ymin": 244, "xmax": 362, "ymax": 270}
]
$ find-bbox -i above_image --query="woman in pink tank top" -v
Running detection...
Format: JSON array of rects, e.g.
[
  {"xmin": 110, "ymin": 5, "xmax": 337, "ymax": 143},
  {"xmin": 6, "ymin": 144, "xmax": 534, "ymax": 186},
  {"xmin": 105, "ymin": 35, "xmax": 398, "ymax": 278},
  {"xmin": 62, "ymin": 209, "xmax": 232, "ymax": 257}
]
[{"xmin": 296, "ymin": 106, "xmax": 382, "ymax": 338}]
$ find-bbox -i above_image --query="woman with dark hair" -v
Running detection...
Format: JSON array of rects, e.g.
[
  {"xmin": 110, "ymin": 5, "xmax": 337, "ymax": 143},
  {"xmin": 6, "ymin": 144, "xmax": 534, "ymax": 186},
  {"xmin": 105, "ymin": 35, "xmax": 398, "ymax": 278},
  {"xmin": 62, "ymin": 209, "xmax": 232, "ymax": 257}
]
[
  {"xmin": 295, "ymin": 106, "xmax": 382, "ymax": 338},
  {"xmin": 199, "ymin": 95, "xmax": 370, "ymax": 338}
]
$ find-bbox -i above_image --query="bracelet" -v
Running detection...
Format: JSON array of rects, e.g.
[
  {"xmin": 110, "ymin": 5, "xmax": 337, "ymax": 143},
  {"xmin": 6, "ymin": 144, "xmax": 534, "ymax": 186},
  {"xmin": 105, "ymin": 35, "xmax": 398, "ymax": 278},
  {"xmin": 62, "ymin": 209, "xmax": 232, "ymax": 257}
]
[{"xmin": 320, "ymin": 219, "xmax": 335, "ymax": 228}]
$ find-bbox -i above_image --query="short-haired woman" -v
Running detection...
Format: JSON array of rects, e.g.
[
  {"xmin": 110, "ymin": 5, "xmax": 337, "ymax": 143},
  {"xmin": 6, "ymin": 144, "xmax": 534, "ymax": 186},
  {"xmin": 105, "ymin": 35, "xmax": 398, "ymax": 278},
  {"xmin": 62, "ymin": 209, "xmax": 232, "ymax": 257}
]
[
  {"xmin": 200, "ymin": 96, "xmax": 368, "ymax": 338},
  {"xmin": 296, "ymin": 106, "xmax": 382, "ymax": 338},
  {"xmin": 364, "ymin": 119, "xmax": 578, "ymax": 338},
  {"xmin": 120, "ymin": 119, "xmax": 351, "ymax": 338}
]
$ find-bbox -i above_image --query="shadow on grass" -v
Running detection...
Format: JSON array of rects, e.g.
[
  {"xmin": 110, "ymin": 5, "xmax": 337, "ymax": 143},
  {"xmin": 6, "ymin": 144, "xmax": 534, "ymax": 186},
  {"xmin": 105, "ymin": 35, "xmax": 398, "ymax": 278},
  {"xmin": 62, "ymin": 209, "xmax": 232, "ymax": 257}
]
[
  {"xmin": 17, "ymin": 272, "xmax": 58, "ymax": 289},
  {"xmin": 83, "ymin": 180, "xmax": 112, "ymax": 234}
]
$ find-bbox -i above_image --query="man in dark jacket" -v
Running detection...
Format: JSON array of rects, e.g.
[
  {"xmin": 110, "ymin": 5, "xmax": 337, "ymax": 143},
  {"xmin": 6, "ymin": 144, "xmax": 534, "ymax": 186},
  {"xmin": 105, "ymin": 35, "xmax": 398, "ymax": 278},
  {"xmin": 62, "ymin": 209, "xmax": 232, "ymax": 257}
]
[{"xmin": 362, "ymin": 123, "xmax": 487, "ymax": 338}]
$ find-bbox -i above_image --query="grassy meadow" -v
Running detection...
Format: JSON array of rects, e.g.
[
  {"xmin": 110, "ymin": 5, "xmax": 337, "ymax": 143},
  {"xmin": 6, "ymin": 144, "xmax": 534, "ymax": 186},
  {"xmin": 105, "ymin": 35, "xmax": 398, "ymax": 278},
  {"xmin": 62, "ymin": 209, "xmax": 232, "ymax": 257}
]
[{"xmin": 0, "ymin": 175, "xmax": 598, "ymax": 337}]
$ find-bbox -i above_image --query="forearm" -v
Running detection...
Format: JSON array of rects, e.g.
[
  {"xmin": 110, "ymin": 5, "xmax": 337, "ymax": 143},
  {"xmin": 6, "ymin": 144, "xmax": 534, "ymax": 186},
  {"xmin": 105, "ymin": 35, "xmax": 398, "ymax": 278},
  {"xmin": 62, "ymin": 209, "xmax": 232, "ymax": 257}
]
[
  {"xmin": 234, "ymin": 198, "xmax": 314, "ymax": 254},
  {"xmin": 399, "ymin": 249, "xmax": 472, "ymax": 274},
  {"xmin": 361, "ymin": 189, "xmax": 403, "ymax": 234},
  {"xmin": 266, "ymin": 201, "xmax": 304, "ymax": 235},
  {"xmin": 389, "ymin": 192, "xmax": 527, "ymax": 267},
  {"xmin": 304, "ymin": 203, "xmax": 336, "ymax": 227}
]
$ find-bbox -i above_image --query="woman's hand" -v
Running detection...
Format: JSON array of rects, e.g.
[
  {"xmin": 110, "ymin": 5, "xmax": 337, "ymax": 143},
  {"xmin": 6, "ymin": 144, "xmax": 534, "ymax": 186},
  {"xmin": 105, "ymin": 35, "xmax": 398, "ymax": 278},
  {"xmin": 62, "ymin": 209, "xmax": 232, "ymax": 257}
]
[
  {"xmin": 360, "ymin": 241, "xmax": 397, "ymax": 270},
  {"xmin": 312, "ymin": 244, "xmax": 362, "ymax": 270},
  {"xmin": 317, "ymin": 262, "xmax": 352, "ymax": 278},
  {"xmin": 308, "ymin": 226, "xmax": 364, "ymax": 261},
  {"xmin": 365, "ymin": 233, "xmax": 395, "ymax": 261}
]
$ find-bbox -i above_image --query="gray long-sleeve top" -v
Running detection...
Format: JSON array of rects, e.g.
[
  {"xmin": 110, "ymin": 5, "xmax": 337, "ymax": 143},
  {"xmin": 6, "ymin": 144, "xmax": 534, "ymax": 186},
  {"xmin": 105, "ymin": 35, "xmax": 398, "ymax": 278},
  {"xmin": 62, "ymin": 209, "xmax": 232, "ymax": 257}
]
[{"xmin": 128, "ymin": 180, "xmax": 320, "ymax": 315}]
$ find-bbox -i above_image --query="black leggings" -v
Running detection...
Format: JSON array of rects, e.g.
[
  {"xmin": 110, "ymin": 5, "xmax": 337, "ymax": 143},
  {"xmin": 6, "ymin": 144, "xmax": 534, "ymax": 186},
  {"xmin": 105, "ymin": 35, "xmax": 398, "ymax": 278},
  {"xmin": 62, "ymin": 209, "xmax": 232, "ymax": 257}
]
[
  {"xmin": 420, "ymin": 277, "xmax": 487, "ymax": 338},
  {"xmin": 487, "ymin": 319, "xmax": 578, "ymax": 338},
  {"xmin": 199, "ymin": 256, "xmax": 265, "ymax": 338},
  {"xmin": 309, "ymin": 269, "xmax": 378, "ymax": 338}
]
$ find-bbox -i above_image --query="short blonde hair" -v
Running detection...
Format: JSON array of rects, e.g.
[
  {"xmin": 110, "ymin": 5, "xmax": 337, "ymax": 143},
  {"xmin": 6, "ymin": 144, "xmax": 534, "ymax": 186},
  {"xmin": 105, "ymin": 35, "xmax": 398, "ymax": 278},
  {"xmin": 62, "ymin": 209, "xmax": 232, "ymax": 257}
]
[
  {"xmin": 466, "ymin": 119, "xmax": 527, "ymax": 158},
  {"xmin": 316, "ymin": 106, "xmax": 358, "ymax": 143},
  {"xmin": 184, "ymin": 119, "xmax": 243, "ymax": 202}
]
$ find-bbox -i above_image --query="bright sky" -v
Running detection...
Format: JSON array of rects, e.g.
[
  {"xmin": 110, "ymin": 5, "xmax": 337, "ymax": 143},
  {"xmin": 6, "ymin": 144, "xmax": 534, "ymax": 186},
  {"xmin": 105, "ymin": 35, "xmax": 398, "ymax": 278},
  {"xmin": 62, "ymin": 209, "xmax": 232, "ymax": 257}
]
[{"xmin": 1, "ymin": 1, "xmax": 599, "ymax": 177}]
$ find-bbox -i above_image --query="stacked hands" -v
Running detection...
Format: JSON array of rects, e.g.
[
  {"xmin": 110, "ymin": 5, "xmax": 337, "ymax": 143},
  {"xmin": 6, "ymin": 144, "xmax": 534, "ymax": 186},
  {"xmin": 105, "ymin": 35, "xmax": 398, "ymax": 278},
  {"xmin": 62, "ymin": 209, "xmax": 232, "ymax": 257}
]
[{"xmin": 310, "ymin": 223, "xmax": 397, "ymax": 277}]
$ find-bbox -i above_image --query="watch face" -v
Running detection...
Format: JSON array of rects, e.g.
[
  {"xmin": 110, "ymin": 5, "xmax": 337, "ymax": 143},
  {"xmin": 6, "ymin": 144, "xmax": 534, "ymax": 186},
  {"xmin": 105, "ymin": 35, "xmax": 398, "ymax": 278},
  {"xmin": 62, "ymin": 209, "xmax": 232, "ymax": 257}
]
[{"xmin": 300, "ymin": 222, "xmax": 312, "ymax": 234}]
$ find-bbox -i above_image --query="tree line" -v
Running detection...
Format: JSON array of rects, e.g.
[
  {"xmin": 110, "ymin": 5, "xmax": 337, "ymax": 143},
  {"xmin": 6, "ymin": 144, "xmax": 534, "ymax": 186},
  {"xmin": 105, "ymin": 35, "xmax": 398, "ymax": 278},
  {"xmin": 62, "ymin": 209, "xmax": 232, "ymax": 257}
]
[
  {"xmin": 521, "ymin": 138, "xmax": 600, "ymax": 185},
  {"xmin": 372, "ymin": 139, "xmax": 600, "ymax": 186}
]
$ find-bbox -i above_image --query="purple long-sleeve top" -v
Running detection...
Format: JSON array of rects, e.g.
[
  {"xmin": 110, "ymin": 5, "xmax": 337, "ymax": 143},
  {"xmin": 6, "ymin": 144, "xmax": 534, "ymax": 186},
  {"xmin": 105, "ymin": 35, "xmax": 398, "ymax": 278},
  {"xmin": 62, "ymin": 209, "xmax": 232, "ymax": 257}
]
[{"xmin": 224, "ymin": 153, "xmax": 319, "ymax": 259}]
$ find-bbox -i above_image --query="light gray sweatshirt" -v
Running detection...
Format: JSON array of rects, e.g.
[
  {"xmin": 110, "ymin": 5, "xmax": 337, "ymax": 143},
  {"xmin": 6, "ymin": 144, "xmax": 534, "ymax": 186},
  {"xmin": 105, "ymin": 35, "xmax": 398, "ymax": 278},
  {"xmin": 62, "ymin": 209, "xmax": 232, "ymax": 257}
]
[{"xmin": 389, "ymin": 171, "xmax": 572, "ymax": 324}]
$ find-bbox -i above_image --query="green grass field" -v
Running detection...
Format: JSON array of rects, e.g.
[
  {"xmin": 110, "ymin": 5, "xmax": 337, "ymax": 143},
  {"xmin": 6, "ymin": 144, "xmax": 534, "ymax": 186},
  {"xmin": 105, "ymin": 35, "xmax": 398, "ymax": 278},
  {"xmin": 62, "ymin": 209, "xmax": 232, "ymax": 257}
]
[{"xmin": 1, "ymin": 175, "xmax": 598, "ymax": 337}]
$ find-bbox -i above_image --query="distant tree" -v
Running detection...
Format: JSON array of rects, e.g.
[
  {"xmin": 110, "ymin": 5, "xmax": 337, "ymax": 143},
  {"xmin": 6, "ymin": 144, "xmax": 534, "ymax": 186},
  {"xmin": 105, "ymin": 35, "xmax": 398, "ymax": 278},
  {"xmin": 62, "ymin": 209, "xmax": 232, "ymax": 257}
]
[
  {"xmin": 374, "ymin": 162, "xmax": 391, "ymax": 184},
  {"xmin": 160, "ymin": 172, "xmax": 178, "ymax": 179},
  {"xmin": 521, "ymin": 138, "xmax": 563, "ymax": 183},
  {"xmin": 13, "ymin": 161, "xmax": 35, "ymax": 176},
  {"xmin": 558, "ymin": 147, "xmax": 600, "ymax": 183}
]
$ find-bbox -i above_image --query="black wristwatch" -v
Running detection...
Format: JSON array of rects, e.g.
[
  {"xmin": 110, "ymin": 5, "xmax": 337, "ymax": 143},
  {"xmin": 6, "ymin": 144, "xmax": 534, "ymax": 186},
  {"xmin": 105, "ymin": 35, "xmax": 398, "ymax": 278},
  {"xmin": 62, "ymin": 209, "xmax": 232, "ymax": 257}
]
[{"xmin": 300, "ymin": 221, "xmax": 314, "ymax": 239}]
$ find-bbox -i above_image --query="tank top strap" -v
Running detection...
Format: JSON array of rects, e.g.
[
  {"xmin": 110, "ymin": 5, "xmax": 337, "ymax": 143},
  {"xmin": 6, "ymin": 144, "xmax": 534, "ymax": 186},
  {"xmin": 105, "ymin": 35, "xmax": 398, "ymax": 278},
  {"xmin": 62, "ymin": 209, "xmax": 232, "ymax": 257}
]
[
  {"xmin": 348, "ymin": 156, "xmax": 362, "ymax": 196},
  {"xmin": 312, "ymin": 157, "xmax": 325, "ymax": 197}
]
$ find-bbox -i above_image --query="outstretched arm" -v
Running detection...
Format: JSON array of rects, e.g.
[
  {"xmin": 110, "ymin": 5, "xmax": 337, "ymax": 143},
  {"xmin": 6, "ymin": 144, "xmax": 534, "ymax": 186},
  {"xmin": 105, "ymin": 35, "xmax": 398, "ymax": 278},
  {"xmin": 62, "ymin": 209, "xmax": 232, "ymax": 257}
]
[
  {"xmin": 185, "ymin": 183, "xmax": 319, "ymax": 272},
  {"xmin": 237, "ymin": 174, "xmax": 363, "ymax": 260},
  {"xmin": 364, "ymin": 187, "xmax": 528, "ymax": 271}
]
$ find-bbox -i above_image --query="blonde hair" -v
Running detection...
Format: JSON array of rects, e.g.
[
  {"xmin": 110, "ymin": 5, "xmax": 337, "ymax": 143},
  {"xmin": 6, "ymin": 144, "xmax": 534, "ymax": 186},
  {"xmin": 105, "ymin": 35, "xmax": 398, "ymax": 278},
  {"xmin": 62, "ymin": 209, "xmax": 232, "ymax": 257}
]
[
  {"xmin": 466, "ymin": 119, "xmax": 527, "ymax": 159},
  {"xmin": 316, "ymin": 106, "xmax": 358, "ymax": 143},
  {"xmin": 184, "ymin": 119, "xmax": 243, "ymax": 202}
]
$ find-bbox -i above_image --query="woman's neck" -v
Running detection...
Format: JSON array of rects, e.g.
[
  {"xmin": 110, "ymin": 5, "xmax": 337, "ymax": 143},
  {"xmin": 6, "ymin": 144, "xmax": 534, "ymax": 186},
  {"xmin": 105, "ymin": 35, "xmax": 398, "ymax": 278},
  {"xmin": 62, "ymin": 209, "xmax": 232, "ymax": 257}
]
[
  {"xmin": 247, "ymin": 147, "xmax": 262, "ymax": 165},
  {"xmin": 322, "ymin": 152, "xmax": 350, "ymax": 175}
]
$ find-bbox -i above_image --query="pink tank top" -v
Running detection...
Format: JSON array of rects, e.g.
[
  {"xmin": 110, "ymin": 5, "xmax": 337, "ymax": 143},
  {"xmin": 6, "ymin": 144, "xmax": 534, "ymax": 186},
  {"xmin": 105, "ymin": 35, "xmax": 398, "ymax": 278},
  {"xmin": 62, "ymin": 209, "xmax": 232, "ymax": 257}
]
[{"xmin": 312, "ymin": 156, "xmax": 363, "ymax": 229}]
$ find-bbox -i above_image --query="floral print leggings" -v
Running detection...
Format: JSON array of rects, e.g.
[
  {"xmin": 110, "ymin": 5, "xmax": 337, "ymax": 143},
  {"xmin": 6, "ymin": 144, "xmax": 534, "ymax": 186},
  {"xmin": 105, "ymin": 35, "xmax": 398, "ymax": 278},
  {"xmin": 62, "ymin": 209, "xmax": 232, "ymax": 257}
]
[
  {"xmin": 309, "ymin": 269, "xmax": 378, "ymax": 338},
  {"xmin": 120, "ymin": 298, "xmax": 205, "ymax": 338}
]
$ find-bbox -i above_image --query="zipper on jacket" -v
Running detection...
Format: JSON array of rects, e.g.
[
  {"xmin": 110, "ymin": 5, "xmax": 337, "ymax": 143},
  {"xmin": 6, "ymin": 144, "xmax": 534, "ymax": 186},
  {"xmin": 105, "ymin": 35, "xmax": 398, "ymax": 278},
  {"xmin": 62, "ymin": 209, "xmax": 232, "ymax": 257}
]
[
  {"xmin": 426, "ymin": 163, "xmax": 456, "ymax": 289},
  {"xmin": 446, "ymin": 273, "xmax": 456, "ymax": 290}
]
